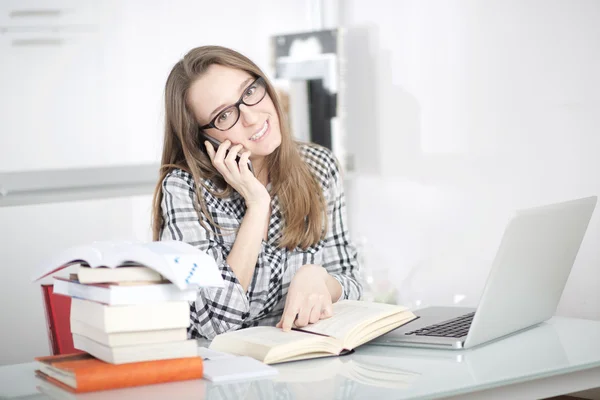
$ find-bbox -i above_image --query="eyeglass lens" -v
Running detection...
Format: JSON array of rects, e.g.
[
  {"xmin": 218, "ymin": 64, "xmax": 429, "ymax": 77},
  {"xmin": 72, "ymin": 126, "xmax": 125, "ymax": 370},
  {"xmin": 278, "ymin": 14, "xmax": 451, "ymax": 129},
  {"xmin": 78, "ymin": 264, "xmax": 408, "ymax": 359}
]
[{"xmin": 214, "ymin": 79, "xmax": 266, "ymax": 130}]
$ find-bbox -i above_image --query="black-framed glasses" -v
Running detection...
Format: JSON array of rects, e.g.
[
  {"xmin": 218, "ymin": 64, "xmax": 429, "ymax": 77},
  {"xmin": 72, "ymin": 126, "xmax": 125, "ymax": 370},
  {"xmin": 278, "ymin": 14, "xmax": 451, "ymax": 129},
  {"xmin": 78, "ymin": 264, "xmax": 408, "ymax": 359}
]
[{"xmin": 199, "ymin": 76, "xmax": 267, "ymax": 132}]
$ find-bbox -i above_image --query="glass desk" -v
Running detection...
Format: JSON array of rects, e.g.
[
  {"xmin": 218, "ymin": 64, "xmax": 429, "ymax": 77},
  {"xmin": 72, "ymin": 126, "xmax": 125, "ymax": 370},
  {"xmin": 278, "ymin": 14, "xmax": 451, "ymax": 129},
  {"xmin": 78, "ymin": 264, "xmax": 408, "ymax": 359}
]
[{"xmin": 2, "ymin": 316, "xmax": 600, "ymax": 399}]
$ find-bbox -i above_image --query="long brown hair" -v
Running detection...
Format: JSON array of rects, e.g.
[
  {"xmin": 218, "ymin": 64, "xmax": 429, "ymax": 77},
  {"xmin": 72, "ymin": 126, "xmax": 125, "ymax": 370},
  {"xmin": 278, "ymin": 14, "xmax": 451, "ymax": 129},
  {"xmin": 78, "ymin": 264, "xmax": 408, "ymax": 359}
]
[{"xmin": 151, "ymin": 45, "xmax": 326, "ymax": 249}]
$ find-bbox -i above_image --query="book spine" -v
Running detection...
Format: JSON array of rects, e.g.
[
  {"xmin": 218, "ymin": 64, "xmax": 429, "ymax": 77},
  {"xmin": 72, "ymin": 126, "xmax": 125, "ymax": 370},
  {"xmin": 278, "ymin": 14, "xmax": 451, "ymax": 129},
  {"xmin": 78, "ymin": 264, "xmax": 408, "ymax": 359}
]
[
  {"xmin": 40, "ymin": 285, "xmax": 59, "ymax": 355},
  {"xmin": 54, "ymin": 278, "xmax": 197, "ymax": 306},
  {"xmin": 71, "ymin": 299, "xmax": 190, "ymax": 333},
  {"xmin": 53, "ymin": 278, "xmax": 109, "ymax": 304}
]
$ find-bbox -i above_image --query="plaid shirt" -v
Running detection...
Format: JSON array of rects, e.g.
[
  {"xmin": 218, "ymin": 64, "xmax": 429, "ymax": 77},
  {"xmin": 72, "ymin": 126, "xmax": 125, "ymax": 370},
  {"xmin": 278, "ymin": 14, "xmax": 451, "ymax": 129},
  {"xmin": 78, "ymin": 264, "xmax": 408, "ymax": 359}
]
[{"xmin": 160, "ymin": 143, "xmax": 362, "ymax": 340}]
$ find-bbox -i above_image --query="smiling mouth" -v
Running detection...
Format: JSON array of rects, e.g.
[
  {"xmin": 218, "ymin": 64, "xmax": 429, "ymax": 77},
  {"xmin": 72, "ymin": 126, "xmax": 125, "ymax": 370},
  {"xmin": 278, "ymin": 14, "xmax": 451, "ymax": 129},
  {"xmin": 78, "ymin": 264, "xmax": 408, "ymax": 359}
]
[{"xmin": 250, "ymin": 120, "xmax": 269, "ymax": 141}]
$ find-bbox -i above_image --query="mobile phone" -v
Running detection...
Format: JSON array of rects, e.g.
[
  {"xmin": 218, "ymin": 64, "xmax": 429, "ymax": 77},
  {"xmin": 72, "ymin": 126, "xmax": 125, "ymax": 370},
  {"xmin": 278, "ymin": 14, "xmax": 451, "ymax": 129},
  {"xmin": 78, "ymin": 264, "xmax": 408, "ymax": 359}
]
[{"xmin": 201, "ymin": 133, "xmax": 254, "ymax": 175}]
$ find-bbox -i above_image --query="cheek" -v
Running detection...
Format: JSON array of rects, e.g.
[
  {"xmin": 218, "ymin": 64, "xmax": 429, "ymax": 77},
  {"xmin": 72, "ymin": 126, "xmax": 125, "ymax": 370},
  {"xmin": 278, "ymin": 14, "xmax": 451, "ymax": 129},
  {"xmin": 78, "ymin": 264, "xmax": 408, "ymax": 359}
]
[
  {"xmin": 263, "ymin": 97, "xmax": 279, "ymax": 119},
  {"xmin": 224, "ymin": 127, "xmax": 248, "ymax": 144},
  {"xmin": 210, "ymin": 131, "xmax": 229, "ymax": 143}
]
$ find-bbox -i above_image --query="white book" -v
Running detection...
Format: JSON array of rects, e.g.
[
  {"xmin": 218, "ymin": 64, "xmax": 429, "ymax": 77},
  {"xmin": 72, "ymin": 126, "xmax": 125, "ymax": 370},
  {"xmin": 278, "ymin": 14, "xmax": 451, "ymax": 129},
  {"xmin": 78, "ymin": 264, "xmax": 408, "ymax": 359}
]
[
  {"xmin": 32, "ymin": 239, "xmax": 225, "ymax": 290},
  {"xmin": 70, "ymin": 320, "xmax": 188, "ymax": 347},
  {"xmin": 53, "ymin": 277, "xmax": 197, "ymax": 306},
  {"xmin": 77, "ymin": 265, "xmax": 163, "ymax": 284},
  {"xmin": 202, "ymin": 356, "xmax": 278, "ymax": 382},
  {"xmin": 72, "ymin": 334, "xmax": 198, "ymax": 364},
  {"xmin": 70, "ymin": 298, "xmax": 190, "ymax": 333}
]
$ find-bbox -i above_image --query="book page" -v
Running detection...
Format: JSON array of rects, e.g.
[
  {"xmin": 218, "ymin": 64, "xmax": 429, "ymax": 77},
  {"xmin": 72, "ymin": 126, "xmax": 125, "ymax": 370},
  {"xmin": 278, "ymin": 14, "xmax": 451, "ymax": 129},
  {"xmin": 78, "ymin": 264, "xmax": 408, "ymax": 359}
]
[
  {"xmin": 209, "ymin": 327, "xmax": 322, "ymax": 363},
  {"xmin": 32, "ymin": 240, "xmax": 224, "ymax": 290},
  {"xmin": 129, "ymin": 241, "xmax": 224, "ymax": 290},
  {"xmin": 86, "ymin": 240, "xmax": 222, "ymax": 290},
  {"xmin": 209, "ymin": 327, "xmax": 342, "ymax": 364},
  {"xmin": 298, "ymin": 301, "xmax": 406, "ymax": 343},
  {"xmin": 212, "ymin": 326, "xmax": 318, "ymax": 348},
  {"xmin": 32, "ymin": 244, "xmax": 104, "ymax": 282}
]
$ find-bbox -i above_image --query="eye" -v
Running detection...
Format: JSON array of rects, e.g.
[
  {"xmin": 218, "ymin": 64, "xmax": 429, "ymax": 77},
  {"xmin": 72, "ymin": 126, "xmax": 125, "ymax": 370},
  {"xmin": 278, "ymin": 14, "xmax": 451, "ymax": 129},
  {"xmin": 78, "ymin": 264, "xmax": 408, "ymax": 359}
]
[
  {"xmin": 244, "ymin": 85, "xmax": 257, "ymax": 97},
  {"xmin": 217, "ymin": 110, "xmax": 232, "ymax": 122}
]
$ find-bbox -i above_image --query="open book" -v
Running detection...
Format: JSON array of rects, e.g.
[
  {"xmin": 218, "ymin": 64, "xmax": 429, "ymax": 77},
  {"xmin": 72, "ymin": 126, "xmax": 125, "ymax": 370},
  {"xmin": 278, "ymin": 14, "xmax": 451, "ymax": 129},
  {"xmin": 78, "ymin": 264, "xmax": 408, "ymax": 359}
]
[
  {"xmin": 209, "ymin": 300, "xmax": 417, "ymax": 364},
  {"xmin": 32, "ymin": 240, "xmax": 224, "ymax": 290}
]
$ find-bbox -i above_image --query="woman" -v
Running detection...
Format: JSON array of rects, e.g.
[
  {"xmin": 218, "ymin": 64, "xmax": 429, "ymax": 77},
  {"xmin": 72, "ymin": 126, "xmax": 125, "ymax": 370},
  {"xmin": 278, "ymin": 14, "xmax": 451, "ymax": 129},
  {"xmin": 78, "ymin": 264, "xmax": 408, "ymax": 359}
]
[{"xmin": 151, "ymin": 45, "xmax": 362, "ymax": 340}]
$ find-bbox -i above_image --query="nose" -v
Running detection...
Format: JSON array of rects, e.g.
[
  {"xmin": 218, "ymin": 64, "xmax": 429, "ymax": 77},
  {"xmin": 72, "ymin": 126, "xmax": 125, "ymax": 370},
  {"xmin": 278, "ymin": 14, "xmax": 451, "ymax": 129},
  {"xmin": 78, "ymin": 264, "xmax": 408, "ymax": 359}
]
[{"xmin": 239, "ymin": 104, "xmax": 260, "ymax": 126}]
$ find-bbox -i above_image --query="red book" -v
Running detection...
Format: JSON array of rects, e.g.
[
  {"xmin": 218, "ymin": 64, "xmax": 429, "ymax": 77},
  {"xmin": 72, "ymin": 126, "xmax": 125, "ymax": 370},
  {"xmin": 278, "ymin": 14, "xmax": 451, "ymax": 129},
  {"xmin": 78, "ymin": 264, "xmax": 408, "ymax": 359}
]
[{"xmin": 41, "ymin": 284, "xmax": 83, "ymax": 355}]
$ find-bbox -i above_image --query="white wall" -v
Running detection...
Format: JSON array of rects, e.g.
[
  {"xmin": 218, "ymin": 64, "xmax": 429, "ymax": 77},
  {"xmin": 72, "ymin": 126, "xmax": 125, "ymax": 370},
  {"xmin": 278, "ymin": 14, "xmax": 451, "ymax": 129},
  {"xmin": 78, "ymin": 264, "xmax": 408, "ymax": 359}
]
[
  {"xmin": 342, "ymin": 0, "xmax": 600, "ymax": 318},
  {"xmin": 0, "ymin": 0, "xmax": 313, "ymax": 365},
  {"xmin": 3, "ymin": 0, "xmax": 599, "ymax": 367}
]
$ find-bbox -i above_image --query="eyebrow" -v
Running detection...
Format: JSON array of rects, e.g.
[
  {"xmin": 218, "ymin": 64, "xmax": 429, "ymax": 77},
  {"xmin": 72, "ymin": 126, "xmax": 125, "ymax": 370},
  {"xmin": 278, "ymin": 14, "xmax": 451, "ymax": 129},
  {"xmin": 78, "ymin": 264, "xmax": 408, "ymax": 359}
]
[{"xmin": 207, "ymin": 76, "xmax": 255, "ymax": 121}]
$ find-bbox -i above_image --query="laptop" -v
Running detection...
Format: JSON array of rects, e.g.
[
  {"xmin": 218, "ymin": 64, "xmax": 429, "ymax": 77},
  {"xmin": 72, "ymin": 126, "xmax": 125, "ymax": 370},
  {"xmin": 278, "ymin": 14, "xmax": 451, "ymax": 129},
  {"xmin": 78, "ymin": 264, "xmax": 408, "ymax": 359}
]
[{"xmin": 371, "ymin": 196, "xmax": 597, "ymax": 350}]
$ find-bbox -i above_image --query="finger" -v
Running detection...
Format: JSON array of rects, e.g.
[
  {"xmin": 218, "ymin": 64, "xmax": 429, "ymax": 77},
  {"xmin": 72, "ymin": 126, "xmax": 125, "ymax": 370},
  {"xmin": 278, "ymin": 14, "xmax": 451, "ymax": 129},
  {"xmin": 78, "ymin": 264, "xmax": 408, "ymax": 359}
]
[
  {"xmin": 204, "ymin": 141, "xmax": 215, "ymax": 161},
  {"xmin": 308, "ymin": 304, "xmax": 322, "ymax": 324},
  {"xmin": 321, "ymin": 301, "xmax": 333, "ymax": 319},
  {"xmin": 281, "ymin": 303, "xmax": 300, "ymax": 332},
  {"xmin": 276, "ymin": 320, "xmax": 282, "ymax": 329},
  {"xmin": 225, "ymin": 144, "xmax": 244, "ymax": 163},
  {"xmin": 295, "ymin": 306, "xmax": 312, "ymax": 328},
  {"xmin": 214, "ymin": 140, "xmax": 232, "ymax": 162},
  {"xmin": 212, "ymin": 140, "xmax": 232, "ymax": 178},
  {"xmin": 238, "ymin": 150, "xmax": 252, "ymax": 176},
  {"xmin": 224, "ymin": 144, "xmax": 244, "ymax": 175}
]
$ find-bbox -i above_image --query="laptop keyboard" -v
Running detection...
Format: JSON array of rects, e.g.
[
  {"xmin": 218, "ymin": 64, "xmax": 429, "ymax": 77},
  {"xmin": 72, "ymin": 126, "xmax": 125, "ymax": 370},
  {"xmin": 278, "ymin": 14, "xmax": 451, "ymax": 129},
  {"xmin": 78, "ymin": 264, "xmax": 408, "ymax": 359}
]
[{"xmin": 405, "ymin": 312, "xmax": 475, "ymax": 338}]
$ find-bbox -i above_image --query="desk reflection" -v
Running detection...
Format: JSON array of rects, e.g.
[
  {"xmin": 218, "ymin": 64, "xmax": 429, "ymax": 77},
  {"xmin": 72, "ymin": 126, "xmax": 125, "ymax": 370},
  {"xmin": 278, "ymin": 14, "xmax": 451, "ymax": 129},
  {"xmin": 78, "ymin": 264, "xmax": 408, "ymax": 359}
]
[
  {"xmin": 33, "ymin": 320, "xmax": 581, "ymax": 400},
  {"xmin": 206, "ymin": 354, "xmax": 419, "ymax": 400}
]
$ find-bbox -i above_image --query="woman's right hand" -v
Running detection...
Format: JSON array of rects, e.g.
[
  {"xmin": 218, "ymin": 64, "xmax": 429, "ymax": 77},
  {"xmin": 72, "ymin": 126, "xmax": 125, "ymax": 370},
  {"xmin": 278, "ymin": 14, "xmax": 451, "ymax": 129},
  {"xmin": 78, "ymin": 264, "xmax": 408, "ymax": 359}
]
[{"xmin": 205, "ymin": 140, "xmax": 270, "ymax": 209}]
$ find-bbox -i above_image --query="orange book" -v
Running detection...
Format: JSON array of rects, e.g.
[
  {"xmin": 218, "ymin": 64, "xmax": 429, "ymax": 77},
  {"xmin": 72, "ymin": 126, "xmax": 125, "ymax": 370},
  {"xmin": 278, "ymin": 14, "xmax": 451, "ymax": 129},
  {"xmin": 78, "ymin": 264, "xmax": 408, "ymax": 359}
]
[{"xmin": 35, "ymin": 353, "xmax": 203, "ymax": 393}]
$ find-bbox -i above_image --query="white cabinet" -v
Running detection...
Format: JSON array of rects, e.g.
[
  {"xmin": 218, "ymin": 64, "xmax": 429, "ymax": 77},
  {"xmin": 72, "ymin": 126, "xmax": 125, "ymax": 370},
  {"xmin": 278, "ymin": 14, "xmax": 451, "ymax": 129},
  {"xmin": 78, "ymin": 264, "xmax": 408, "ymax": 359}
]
[
  {"xmin": 0, "ymin": 0, "xmax": 100, "ymax": 27},
  {"xmin": 0, "ymin": 0, "xmax": 119, "ymax": 172},
  {"xmin": 0, "ymin": 32, "xmax": 109, "ymax": 171}
]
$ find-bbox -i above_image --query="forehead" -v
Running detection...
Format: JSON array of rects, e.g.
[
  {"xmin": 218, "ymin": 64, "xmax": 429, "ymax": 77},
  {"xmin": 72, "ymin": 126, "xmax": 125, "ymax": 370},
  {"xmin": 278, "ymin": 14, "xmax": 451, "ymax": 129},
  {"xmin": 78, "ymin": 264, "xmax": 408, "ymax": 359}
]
[{"xmin": 188, "ymin": 64, "xmax": 253, "ymax": 122}]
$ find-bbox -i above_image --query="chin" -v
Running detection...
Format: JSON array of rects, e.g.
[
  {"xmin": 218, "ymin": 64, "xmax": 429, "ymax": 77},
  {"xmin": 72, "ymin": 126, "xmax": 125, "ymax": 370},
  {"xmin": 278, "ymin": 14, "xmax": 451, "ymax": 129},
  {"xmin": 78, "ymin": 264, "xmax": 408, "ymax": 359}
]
[{"xmin": 267, "ymin": 133, "xmax": 282, "ymax": 154}]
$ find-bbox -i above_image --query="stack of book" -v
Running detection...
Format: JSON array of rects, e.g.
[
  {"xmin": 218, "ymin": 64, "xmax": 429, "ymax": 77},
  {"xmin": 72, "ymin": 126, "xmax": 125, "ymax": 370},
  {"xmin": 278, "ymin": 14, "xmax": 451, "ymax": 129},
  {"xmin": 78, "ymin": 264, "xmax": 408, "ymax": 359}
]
[
  {"xmin": 54, "ymin": 265, "xmax": 199, "ymax": 364},
  {"xmin": 32, "ymin": 240, "xmax": 225, "ymax": 394}
]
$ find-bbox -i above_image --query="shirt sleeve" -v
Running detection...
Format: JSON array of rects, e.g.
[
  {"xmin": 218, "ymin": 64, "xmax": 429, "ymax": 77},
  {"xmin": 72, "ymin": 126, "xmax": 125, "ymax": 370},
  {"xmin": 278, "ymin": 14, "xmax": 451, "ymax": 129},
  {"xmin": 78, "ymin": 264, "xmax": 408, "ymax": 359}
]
[
  {"xmin": 321, "ymin": 157, "xmax": 363, "ymax": 301},
  {"xmin": 160, "ymin": 171, "xmax": 250, "ymax": 340}
]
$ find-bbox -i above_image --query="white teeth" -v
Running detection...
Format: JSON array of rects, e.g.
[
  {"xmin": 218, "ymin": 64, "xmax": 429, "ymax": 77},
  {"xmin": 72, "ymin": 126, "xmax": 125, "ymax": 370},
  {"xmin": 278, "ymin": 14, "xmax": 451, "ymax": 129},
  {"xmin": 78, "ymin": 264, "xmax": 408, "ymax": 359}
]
[{"xmin": 250, "ymin": 121, "xmax": 268, "ymax": 141}]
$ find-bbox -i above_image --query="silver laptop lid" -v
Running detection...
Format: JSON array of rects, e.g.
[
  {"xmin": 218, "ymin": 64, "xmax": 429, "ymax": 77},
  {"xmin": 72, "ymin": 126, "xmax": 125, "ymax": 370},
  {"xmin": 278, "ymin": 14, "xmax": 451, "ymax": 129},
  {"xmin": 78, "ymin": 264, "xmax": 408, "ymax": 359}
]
[{"xmin": 464, "ymin": 196, "xmax": 597, "ymax": 348}]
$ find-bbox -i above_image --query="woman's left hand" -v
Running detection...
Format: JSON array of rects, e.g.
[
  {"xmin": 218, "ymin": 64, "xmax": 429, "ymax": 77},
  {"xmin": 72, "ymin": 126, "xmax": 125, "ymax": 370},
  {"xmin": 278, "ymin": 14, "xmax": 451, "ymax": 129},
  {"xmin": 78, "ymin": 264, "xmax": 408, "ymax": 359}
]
[{"xmin": 276, "ymin": 264, "xmax": 333, "ymax": 332}]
